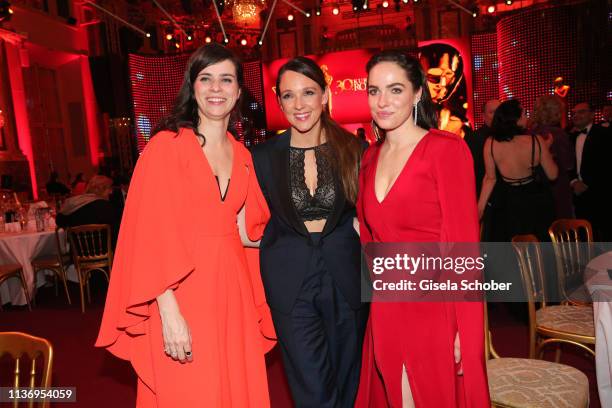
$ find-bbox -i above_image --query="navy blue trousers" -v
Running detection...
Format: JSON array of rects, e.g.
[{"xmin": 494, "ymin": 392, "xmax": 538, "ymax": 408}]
[{"xmin": 271, "ymin": 233, "xmax": 368, "ymax": 408}]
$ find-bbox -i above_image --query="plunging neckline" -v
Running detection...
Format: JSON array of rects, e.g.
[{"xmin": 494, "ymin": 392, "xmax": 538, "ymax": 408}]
[
  {"xmin": 373, "ymin": 132, "xmax": 429, "ymax": 204},
  {"xmin": 193, "ymin": 131, "xmax": 236, "ymax": 204}
]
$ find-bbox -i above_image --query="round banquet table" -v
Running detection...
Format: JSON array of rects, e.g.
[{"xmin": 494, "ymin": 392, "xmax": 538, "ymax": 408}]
[
  {"xmin": 585, "ymin": 251, "xmax": 612, "ymax": 407},
  {"xmin": 0, "ymin": 230, "xmax": 60, "ymax": 306}
]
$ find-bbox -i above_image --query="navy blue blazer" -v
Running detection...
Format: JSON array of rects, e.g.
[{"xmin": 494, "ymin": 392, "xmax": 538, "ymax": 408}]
[{"xmin": 251, "ymin": 130, "xmax": 364, "ymax": 314}]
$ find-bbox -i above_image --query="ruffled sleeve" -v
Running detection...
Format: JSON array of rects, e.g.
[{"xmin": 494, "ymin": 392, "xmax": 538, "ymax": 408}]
[
  {"xmin": 244, "ymin": 152, "xmax": 276, "ymax": 352},
  {"xmin": 95, "ymin": 132, "xmax": 195, "ymax": 359}
]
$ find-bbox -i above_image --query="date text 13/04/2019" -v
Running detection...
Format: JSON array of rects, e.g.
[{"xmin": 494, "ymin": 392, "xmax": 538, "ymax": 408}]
[{"xmin": 372, "ymin": 279, "xmax": 512, "ymax": 292}]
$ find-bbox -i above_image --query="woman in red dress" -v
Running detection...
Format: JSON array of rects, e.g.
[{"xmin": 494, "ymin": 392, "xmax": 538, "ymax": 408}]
[
  {"xmin": 355, "ymin": 51, "xmax": 490, "ymax": 407},
  {"xmin": 95, "ymin": 44, "xmax": 275, "ymax": 407}
]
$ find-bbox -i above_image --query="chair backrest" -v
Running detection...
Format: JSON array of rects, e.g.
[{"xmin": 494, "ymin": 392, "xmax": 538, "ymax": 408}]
[
  {"xmin": 483, "ymin": 303, "xmax": 500, "ymax": 361},
  {"xmin": 66, "ymin": 224, "xmax": 113, "ymax": 266},
  {"xmin": 0, "ymin": 332, "xmax": 53, "ymax": 407},
  {"xmin": 512, "ymin": 234, "xmax": 548, "ymax": 307},
  {"xmin": 512, "ymin": 234, "xmax": 549, "ymax": 358},
  {"xmin": 548, "ymin": 219, "xmax": 593, "ymax": 303}
]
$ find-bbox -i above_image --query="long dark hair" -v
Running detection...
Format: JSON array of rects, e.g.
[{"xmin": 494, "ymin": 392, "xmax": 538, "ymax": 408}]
[
  {"xmin": 154, "ymin": 44, "xmax": 248, "ymax": 144},
  {"xmin": 366, "ymin": 51, "xmax": 438, "ymax": 138},
  {"xmin": 491, "ymin": 99, "xmax": 526, "ymax": 141},
  {"xmin": 276, "ymin": 56, "xmax": 362, "ymax": 204}
]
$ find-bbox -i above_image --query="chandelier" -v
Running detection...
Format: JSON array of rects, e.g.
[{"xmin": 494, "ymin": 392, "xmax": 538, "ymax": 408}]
[{"xmin": 228, "ymin": 0, "xmax": 265, "ymax": 25}]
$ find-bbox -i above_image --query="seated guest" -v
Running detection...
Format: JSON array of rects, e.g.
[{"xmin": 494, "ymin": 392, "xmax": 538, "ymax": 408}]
[
  {"xmin": 532, "ymin": 95, "xmax": 574, "ymax": 219},
  {"xmin": 464, "ymin": 99, "xmax": 500, "ymax": 197},
  {"xmin": 45, "ymin": 171, "xmax": 70, "ymax": 196},
  {"xmin": 569, "ymin": 102, "xmax": 612, "ymax": 240},
  {"xmin": 56, "ymin": 175, "xmax": 119, "ymax": 247}
]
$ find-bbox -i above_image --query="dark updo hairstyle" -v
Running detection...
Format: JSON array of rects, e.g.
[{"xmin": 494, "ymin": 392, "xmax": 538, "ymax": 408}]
[
  {"xmin": 276, "ymin": 56, "xmax": 362, "ymax": 204},
  {"xmin": 491, "ymin": 99, "xmax": 526, "ymax": 141},
  {"xmin": 154, "ymin": 44, "xmax": 248, "ymax": 144},
  {"xmin": 365, "ymin": 50, "xmax": 438, "ymax": 139}
]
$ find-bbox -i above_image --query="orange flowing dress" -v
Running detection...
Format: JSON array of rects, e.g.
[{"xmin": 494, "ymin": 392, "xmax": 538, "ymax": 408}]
[{"xmin": 95, "ymin": 129, "xmax": 275, "ymax": 407}]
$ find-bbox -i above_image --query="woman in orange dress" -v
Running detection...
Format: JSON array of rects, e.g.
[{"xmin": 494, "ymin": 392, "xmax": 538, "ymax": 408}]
[{"xmin": 95, "ymin": 44, "xmax": 275, "ymax": 407}]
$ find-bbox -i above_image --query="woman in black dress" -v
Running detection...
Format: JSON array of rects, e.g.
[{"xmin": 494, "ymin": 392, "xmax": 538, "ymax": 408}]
[{"xmin": 478, "ymin": 99, "xmax": 558, "ymax": 242}]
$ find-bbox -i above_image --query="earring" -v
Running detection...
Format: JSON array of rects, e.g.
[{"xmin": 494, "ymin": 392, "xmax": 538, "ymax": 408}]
[
  {"xmin": 371, "ymin": 120, "xmax": 381, "ymax": 141},
  {"xmin": 413, "ymin": 101, "xmax": 419, "ymax": 125}
]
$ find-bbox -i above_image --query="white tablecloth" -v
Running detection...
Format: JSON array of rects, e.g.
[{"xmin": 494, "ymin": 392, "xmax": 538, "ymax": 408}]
[
  {"xmin": 0, "ymin": 230, "xmax": 60, "ymax": 305},
  {"xmin": 585, "ymin": 251, "xmax": 612, "ymax": 407}
]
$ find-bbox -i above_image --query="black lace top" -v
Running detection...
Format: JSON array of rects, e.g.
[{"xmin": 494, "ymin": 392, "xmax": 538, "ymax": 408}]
[{"xmin": 289, "ymin": 143, "xmax": 336, "ymax": 221}]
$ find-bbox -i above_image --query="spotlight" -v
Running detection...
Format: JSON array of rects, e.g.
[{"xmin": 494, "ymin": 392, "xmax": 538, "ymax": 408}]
[
  {"xmin": 205, "ymin": 36, "xmax": 212, "ymax": 43},
  {"xmin": 402, "ymin": 0, "xmax": 408, "ymax": 3},
  {"xmin": 306, "ymin": 11, "xmax": 311, "ymax": 17},
  {"xmin": 240, "ymin": 37, "xmax": 247, "ymax": 46},
  {"xmin": 166, "ymin": 33, "xmax": 173, "ymax": 40},
  {"xmin": 258, "ymin": 40, "xmax": 263, "ymax": 46},
  {"xmin": 8, "ymin": 7, "xmax": 12, "ymax": 13},
  {"xmin": 315, "ymin": 7, "xmax": 321, "ymax": 15},
  {"xmin": 332, "ymin": 6, "xmax": 339, "ymax": 15},
  {"xmin": 187, "ymin": 35, "xmax": 193, "ymax": 41},
  {"xmin": 174, "ymin": 42, "xmax": 180, "ymax": 49},
  {"xmin": 505, "ymin": 0, "xmax": 512, "ymax": 4},
  {"xmin": 471, "ymin": 8, "xmax": 478, "ymax": 17},
  {"xmin": 145, "ymin": 32, "xmax": 151, "ymax": 38},
  {"xmin": 382, "ymin": 1, "xmax": 389, "ymax": 8},
  {"xmin": 223, "ymin": 37, "xmax": 229, "ymax": 44},
  {"xmin": 413, "ymin": 0, "xmax": 418, "ymax": 2},
  {"xmin": 287, "ymin": 13, "xmax": 294, "ymax": 21},
  {"xmin": 363, "ymin": 2, "xmax": 368, "ymax": 9},
  {"xmin": 487, "ymin": 5, "xmax": 496, "ymax": 13}
]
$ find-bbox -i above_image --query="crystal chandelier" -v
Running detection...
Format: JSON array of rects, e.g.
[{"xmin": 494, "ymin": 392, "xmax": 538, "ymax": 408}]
[{"xmin": 228, "ymin": 0, "xmax": 265, "ymax": 25}]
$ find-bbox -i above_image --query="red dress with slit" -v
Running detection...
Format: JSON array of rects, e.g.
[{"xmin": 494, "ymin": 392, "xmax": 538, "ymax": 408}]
[
  {"xmin": 95, "ymin": 129, "xmax": 275, "ymax": 407},
  {"xmin": 355, "ymin": 130, "xmax": 490, "ymax": 407}
]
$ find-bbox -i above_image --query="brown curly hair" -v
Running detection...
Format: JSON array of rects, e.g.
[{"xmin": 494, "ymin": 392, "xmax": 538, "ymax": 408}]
[{"xmin": 533, "ymin": 95, "xmax": 565, "ymax": 127}]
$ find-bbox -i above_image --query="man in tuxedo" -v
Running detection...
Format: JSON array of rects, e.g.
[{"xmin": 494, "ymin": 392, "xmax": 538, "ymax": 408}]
[
  {"xmin": 465, "ymin": 99, "xmax": 500, "ymax": 197},
  {"xmin": 570, "ymin": 102, "xmax": 612, "ymax": 240}
]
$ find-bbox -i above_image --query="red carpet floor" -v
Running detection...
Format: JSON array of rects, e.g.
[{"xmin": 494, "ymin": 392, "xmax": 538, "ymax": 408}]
[{"xmin": 0, "ymin": 282, "xmax": 600, "ymax": 407}]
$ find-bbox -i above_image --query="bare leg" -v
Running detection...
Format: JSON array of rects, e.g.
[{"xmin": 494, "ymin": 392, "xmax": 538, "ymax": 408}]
[{"xmin": 402, "ymin": 364, "xmax": 415, "ymax": 408}]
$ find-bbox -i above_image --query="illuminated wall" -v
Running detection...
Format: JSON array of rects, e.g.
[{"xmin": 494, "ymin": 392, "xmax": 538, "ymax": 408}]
[
  {"xmin": 128, "ymin": 54, "xmax": 266, "ymax": 151},
  {"xmin": 496, "ymin": 4, "xmax": 607, "ymax": 119},
  {"xmin": 470, "ymin": 32, "xmax": 499, "ymax": 129}
]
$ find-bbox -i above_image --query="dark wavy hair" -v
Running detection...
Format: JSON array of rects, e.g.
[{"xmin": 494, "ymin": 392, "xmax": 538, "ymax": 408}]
[
  {"xmin": 276, "ymin": 56, "xmax": 362, "ymax": 204},
  {"xmin": 491, "ymin": 99, "xmax": 526, "ymax": 141},
  {"xmin": 154, "ymin": 44, "xmax": 248, "ymax": 144},
  {"xmin": 366, "ymin": 51, "xmax": 438, "ymax": 138}
]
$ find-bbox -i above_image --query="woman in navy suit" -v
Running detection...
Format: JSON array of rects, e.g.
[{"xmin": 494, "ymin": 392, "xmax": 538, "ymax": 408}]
[{"xmin": 251, "ymin": 57, "xmax": 367, "ymax": 407}]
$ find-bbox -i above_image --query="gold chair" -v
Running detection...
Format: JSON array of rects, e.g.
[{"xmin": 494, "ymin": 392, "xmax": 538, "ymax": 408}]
[
  {"xmin": 0, "ymin": 264, "xmax": 31, "ymax": 311},
  {"xmin": 548, "ymin": 219, "xmax": 593, "ymax": 306},
  {"xmin": 0, "ymin": 331, "xmax": 53, "ymax": 408},
  {"xmin": 512, "ymin": 234, "xmax": 595, "ymax": 361},
  {"xmin": 67, "ymin": 224, "xmax": 113, "ymax": 313},
  {"xmin": 31, "ymin": 228, "xmax": 71, "ymax": 305},
  {"xmin": 485, "ymin": 305, "xmax": 590, "ymax": 408}
]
